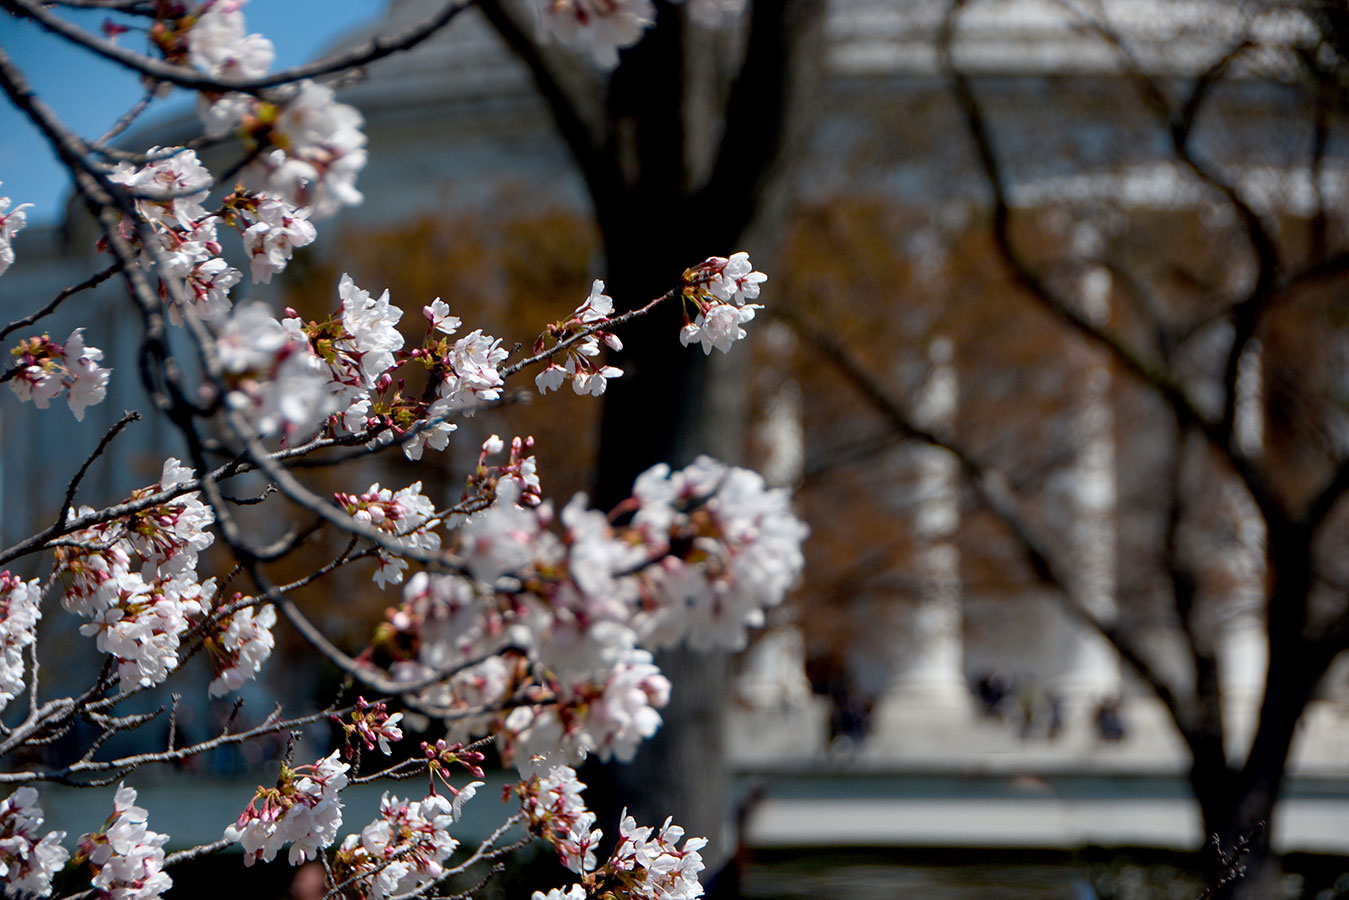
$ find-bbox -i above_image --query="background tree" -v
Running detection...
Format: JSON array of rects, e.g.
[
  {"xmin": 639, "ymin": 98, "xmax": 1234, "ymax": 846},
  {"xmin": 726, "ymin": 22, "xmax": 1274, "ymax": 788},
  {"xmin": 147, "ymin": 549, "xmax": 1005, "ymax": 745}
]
[
  {"xmin": 773, "ymin": 2, "xmax": 1349, "ymax": 896},
  {"xmin": 471, "ymin": 0, "xmax": 826, "ymax": 867}
]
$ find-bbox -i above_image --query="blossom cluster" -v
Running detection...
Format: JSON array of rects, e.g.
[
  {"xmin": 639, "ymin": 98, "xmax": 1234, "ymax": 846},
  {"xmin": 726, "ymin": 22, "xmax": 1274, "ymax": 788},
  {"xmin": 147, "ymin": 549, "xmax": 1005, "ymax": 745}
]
[
  {"xmin": 75, "ymin": 786, "xmax": 170, "ymax": 900},
  {"xmin": 52, "ymin": 457, "xmax": 276, "ymax": 694},
  {"xmin": 0, "ymin": 2, "xmax": 800, "ymax": 899},
  {"xmin": 213, "ymin": 276, "xmax": 511, "ymax": 453},
  {"xmin": 181, "ymin": 2, "xmax": 367, "ymax": 218},
  {"xmin": 517, "ymin": 767, "xmax": 707, "ymax": 900},
  {"xmin": 516, "ymin": 765, "xmax": 602, "ymax": 875},
  {"xmin": 224, "ymin": 752, "xmax": 349, "ymax": 866},
  {"xmin": 204, "ymin": 600, "xmax": 278, "ymax": 698},
  {"xmin": 104, "ymin": 145, "xmax": 321, "ymax": 326},
  {"xmin": 0, "ymin": 3, "xmax": 361, "ymax": 376},
  {"xmin": 0, "ymin": 573, "xmax": 42, "ymax": 713},
  {"xmin": 464, "ymin": 434, "xmax": 543, "ymax": 508},
  {"xmin": 0, "ymin": 788, "xmax": 69, "ymax": 898},
  {"xmin": 7, "ymin": 328, "xmax": 110, "ymax": 420},
  {"xmin": 370, "ymin": 455, "xmax": 806, "ymax": 773},
  {"xmin": 534, "ymin": 280, "xmax": 625, "ymax": 396},
  {"xmin": 333, "ymin": 696, "xmax": 405, "ymax": 759},
  {"xmin": 333, "ymin": 784, "xmax": 480, "ymax": 900},
  {"xmin": 336, "ymin": 480, "xmax": 442, "ymax": 588},
  {"xmin": 679, "ymin": 252, "xmax": 766, "ymax": 356}
]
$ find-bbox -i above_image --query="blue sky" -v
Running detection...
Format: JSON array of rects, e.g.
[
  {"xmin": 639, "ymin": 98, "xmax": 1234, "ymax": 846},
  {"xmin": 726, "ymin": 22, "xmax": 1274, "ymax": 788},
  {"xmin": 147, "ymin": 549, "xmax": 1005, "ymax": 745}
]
[{"xmin": 0, "ymin": 1, "xmax": 387, "ymax": 224}]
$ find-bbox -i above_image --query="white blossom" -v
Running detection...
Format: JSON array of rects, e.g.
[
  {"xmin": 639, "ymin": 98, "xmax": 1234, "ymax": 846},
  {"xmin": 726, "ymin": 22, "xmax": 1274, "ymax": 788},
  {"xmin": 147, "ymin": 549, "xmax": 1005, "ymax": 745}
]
[
  {"xmin": 679, "ymin": 302, "xmax": 759, "ymax": 355},
  {"xmin": 609, "ymin": 811, "xmax": 707, "ymax": 900},
  {"xmin": 536, "ymin": 0, "xmax": 655, "ymax": 68},
  {"xmin": 242, "ymin": 197, "xmax": 316, "ymax": 284},
  {"xmin": 424, "ymin": 298, "xmax": 461, "ymax": 335},
  {"xmin": 337, "ymin": 481, "xmax": 442, "ymax": 588},
  {"xmin": 249, "ymin": 80, "xmax": 367, "ymax": 218},
  {"xmin": 79, "ymin": 785, "xmax": 170, "ymax": 900},
  {"xmin": 531, "ymin": 887, "xmax": 587, "ymax": 900},
  {"xmin": 335, "ymin": 789, "xmax": 477, "ymax": 900},
  {"xmin": 207, "ymin": 603, "xmax": 277, "ymax": 697},
  {"xmin": 0, "ymin": 788, "xmax": 67, "ymax": 898},
  {"xmin": 0, "ymin": 574, "xmax": 42, "ymax": 712},
  {"xmin": 339, "ymin": 274, "xmax": 404, "ymax": 387},
  {"xmin": 225, "ymin": 752, "xmax": 348, "ymax": 866},
  {"xmin": 188, "ymin": 2, "xmax": 274, "ymax": 79},
  {"xmin": 0, "ymin": 187, "xmax": 32, "ymax": 277},
  {"xmin": 109, "ymin": 148, "xmax": 212, "ymax": 231}
]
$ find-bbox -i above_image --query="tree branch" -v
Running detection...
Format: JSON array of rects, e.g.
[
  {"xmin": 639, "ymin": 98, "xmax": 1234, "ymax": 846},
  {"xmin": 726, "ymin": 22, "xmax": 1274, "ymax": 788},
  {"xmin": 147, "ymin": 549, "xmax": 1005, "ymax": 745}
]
[
  {"xmin": 1, "ymin": 0, "xmax": 474, "ymax": 94},
  {"xmin": 782, "ymin": 308, "xmax": 1195, "ymax": 731},
  {"xmin": 938, "ymin": 0, "xmax": 1285, "ymax": 532}
]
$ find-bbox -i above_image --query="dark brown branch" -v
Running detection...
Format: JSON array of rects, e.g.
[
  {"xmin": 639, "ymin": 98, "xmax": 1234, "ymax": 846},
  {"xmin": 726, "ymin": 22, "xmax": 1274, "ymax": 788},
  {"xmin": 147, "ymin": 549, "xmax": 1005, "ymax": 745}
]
[
  {"xmin": 0, "ymin": 262, "xmax": 123, "ymax": 341},
  {"xmin": 1058, "ymin": 3, "xmax": 1280, "ymax": 448},
  {"xmin": 55, "ymin": 410, "xmax": 141, "ymax": 533},
  {"xmin": 477, "ymin": 0, "xmax": 618, "ymax": 218},
  {"xmin": 698, "ymin": 0, "xmax": 827, "ymax": 230},
  {"xmin": 782, "ymin": 307, "xmax": 1194, "ymax": 732},
  {"xmin": 938, "ymin": 0, "xmax": 1285, "ymax": 532}
]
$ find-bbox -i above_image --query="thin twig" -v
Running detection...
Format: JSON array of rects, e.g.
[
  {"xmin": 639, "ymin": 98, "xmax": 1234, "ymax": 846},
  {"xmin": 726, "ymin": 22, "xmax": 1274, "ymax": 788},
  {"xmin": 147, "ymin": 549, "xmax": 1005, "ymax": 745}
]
[
  {"xmin": 2, "ymin": 0, "xmax": 474, "ymax": 94},
  {"xmin": 0, "ymin": 262, "xmax": 123, "ymax": 341},
  {"xmin": 55, "ymin": 410, "xmax": 141, "ymax": 532}
]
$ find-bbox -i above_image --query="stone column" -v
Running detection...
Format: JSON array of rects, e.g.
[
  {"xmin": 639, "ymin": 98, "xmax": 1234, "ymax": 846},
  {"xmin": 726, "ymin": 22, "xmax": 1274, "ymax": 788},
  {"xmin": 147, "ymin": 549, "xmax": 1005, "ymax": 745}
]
[
  {"xmin": 1220, "ymin": 340, "xmax": 1268, "ymax": 751},
  {"xmin": 1057, "ymin": 229, "xmax": 1122, "ymax": 704},
  {"xmin": 888, "ymin": 337, "xmax": 967, "ymax": 705}
]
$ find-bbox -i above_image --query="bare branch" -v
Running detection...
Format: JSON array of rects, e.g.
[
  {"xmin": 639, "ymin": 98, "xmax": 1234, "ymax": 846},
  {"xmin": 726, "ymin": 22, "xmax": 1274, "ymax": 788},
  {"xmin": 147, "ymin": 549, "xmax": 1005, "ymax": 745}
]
[
  {"xmin": 55, "ymin": 410, "xmax": 141, "ymax": 532},
  {"xmin": 783, "ymin": 307, "xmax": 1196, "ymax": 732},
  {"xmin": 0, "ymin": 262, "xmax": 123, "ymax": 341},
  {"xmin": 1, "ymin": 0, "xmax": 474, "ymax": 94},
  {"xmin": 937, "ymin": 0, "xmax": 1285, "ymax": 531},
  {"xmin": 477, "ymin": 0, "xmax": 616, "ymax": 213}
]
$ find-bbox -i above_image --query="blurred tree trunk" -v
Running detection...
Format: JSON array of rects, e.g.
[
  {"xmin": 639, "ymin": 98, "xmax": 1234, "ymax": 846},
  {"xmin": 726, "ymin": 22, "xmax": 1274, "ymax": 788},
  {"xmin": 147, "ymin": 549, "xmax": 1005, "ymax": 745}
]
[{"xmin": 482, "ymin": 0, "xmax": 825, "ymax": 872}]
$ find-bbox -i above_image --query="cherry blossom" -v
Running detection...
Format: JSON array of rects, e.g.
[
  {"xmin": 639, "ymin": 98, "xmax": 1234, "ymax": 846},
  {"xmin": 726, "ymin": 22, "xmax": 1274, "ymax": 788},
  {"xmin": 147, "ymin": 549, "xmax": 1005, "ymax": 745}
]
[
  {"xmin": 224, "ymin": 752, "xmax": 349, "ymax": 866},
  {"xmin": 244, "ymin": 80, "xmax": 367, "ymax": 218},
  {"xmin": 8, "ymin": 329, "xmax": 111, "ymax": 420},
  {"xmin": 0, "ymin": 788, "xmax": 68, "ymax": 898},
  {"xmin": 206, "ymin": 601, "xmax": 277, "ymax": 697},
  {"xmin": 336, "ymin": 480, "xmax": 441, "ymax": 587},
  {"xmin": 535, "ymin": 362, "xmax": 567, "ymax": 393},
  {"xmin": 0, "ymin": 187, "xmax": 32, "ymax": 277},
  {"xmin": 532, "ymin": 887, "xmax": 587, "ymax": 900},
  {"xmin": 333, "ymin": 697, "xmax": 405, "ymax": 758},
  {"xmin": 606, "ymin": 811, "xmax": 707, "ymax": 900},
  {"xmin": 109, "ymin": 148, "xmax": 212, "ymax": 231},
  {"xmin": 514, "ymin": 770, "xmax": 708, "ymax": 900},
  {"xmin": 677, "ymin": 252, "xmax": 766, "ymax": 355},
  {"xmin": 242, "ymin": 196, "xmax": 316, "ymax": 284},
  {"xmin": 78, "ymin": 572, "xmax": 213, "ymax": 689},
  {"xmin": 0, "ymin": 573, "xmax": 42, "ymax": 712},
  {"xmin": 77, "ymin": 785, "xmax": 170, "ymax": 900},
  {"xmin": 498, "ymin": 647, "xmax": 669, "ymax": 771},
  {"xmin": 535, "ymin": 0, "xmax": 656, "ymax": 68},
  {"xmin": 334, "ymin": 786, "xmax": 479, "ymax": 900},
  {"xmin": 709, "ymin": 251, "xmax": 767, "ymax": 304},
  {"xmin": 532, "ymin": 279, "xmax": 624, "ymax": 395},
  {"xmin": 436, "ymin": 329, "xmax": 509, "ymax": 412},
  {"xmin": 217, "ymin": 303, "xmax": 337, "ymax": 439},
  {"xmin": 187, "ymin": 1, "xmax": 275, "ymax": 79},
  {"xmin": 515, "ymin": 765, "xmax": 602, "ymax": 875},
  {"xmin": 424, "ymin": 298, "xmax": 462, "ymax": 335},
  {"xmin": 0, "ymin": 1, "xmax": 799, "ymax": 895}
]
